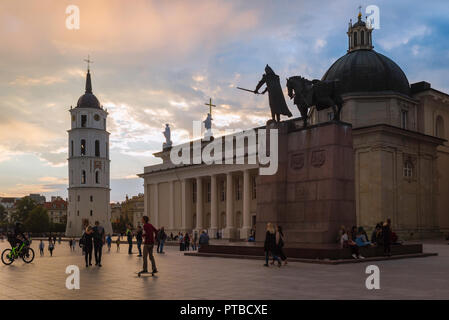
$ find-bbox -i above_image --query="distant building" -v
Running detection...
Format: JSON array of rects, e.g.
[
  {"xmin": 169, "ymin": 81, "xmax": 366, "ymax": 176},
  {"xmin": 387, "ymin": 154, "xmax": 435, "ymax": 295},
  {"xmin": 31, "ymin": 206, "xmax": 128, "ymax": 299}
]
[
  {"xmin": 110, "ymin": 202, "xmax": 122, "ymax": 224},
  {"xmin": 43, "ymin": 197, "xmax": 67, "ymax": 224},
  {"xmin": 0, "ymin": 197, "xmax": 20, "ymax": 222},
  {"xmin": 120, "ymin": 194, "xmax": 144, "ymax": 228},
  {"xmin": 28, "ymin": 194, "xmax": 46, "ymax": 205}
]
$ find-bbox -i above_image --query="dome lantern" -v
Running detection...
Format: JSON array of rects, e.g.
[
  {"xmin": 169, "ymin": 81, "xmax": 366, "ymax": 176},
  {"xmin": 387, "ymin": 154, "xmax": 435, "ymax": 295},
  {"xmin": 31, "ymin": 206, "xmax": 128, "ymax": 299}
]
[{"xmin": 347, "ymin": 8, "xmax": 374, "ymax": 53}]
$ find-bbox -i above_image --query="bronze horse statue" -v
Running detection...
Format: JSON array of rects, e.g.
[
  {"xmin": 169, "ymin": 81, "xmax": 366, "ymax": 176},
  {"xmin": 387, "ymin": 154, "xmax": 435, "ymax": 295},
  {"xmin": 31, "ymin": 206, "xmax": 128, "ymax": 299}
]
[{"xmin": 286, "ymin": 76, "xmax": 343, "ymax": 128}]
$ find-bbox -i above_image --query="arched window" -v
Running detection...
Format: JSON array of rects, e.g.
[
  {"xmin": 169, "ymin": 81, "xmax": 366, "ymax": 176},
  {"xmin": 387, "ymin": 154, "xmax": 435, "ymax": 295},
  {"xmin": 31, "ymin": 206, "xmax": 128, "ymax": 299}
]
[
  {"xmin": 81, "ymin": 170, "xmax": 86, "ymax": 184},
  {"xmin": 361, "ymin": 31, "xmax": 365, "ymax": 45},
  {"xmin": 71, "ymin": 140, "xmax": 74, "ymax": 156},
  {"xmin": 353, "ymin": 32, "xmax": 358, "ymax": 46},
  {"xmin": 90, "ymin": 210, "xmax": 93, "ymax": 216},
  {"xmin": 436, "ymin": 116, "xmax": 445, "ymax": 139},
  {"xmin": 81, "ymin": 115, "xmax": 87, "ymax": 127},
  {"xmin": 95, "ymin": 171, "xmax": 100, "ymax": 184},
  {"xmin": 95, "ymin": 140, "xmax": 100, "ymax": 157},
  {"xmin": 106, "ymin": 142, "xmax": 109, "ymax": 158},
  {"xmin": 80, "ymin": 139, "xmax": 86, "ymax": 156},
  {"xmin": 403, "ymin": 161, "xmax": 413, "ymax": 178}
]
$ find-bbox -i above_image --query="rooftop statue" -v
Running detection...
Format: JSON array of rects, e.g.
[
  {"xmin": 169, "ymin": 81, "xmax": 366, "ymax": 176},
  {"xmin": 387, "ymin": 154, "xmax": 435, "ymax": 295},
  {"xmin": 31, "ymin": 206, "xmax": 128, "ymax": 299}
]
[{"xmin": 162, "ymin": 123, "xmax": 172, "ymax": 149}]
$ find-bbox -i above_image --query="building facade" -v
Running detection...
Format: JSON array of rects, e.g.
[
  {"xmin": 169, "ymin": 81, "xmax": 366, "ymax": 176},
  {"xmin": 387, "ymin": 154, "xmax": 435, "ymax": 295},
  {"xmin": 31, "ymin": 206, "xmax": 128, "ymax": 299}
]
[
  {"xmin": 65, "ymin": 67, "xmax": 113, "ymax": 236},
  {"xmin": 139, "ymin": 14, "xmax": 449, "ymax": 240},
  {"xmin": 44, "ymin": 197, "xmax": 67, "ymax": 224}
]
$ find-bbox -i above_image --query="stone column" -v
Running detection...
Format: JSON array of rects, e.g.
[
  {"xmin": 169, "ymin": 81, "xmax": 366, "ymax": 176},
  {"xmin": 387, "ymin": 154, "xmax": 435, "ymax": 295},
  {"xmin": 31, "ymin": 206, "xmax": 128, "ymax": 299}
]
[
  {"xmin": 224, "ymin": 172, "xmax": 235, "ymax": 239},
  {"xmin": 153, "ymin": 183, "xmax": 159, "ymax": 227},
  {"xmin": 240, "ymin": 169, "xmax": 251, "ymax": 239},
  {"xmin": 181, "ymin": 179, "xmax": 188, "ymax": 231},
  {"xmin": 169, "ymin": 180, "xmax": 174, "ymax": 231},
  {"xmin": 196, "ymin": 177, "xmax": 203, "ymax": 231},
  {"xmin": 210, "ymin": 174, "xmax": 218, "ymax": 237},
  {"xmin": 144, "ymin": 183, "xmax": 149, "ymax": 219}
]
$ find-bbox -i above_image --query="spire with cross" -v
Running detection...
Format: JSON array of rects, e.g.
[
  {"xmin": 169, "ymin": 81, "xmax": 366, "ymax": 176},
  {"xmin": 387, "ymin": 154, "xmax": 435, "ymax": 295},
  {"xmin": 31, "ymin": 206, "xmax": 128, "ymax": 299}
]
[
  {"xmin": 84, "ymin": 55, "xmax": 93, "ymax": 72},
  {"xmin": 205, "ymin": 97, "xmax": 216, "ymax": 118}
]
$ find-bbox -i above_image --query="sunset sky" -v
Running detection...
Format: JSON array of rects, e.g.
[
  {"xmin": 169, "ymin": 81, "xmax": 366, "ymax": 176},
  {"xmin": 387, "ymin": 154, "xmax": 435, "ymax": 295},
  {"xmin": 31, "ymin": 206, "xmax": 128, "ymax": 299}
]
[{"xmin": 1, "ymin": 0, "xmax": 448, "ymax": 202}]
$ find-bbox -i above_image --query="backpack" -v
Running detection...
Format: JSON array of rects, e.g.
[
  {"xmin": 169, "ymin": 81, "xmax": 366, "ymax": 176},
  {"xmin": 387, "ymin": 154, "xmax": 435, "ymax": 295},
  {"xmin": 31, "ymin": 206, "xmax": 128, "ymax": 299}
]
[{"xmin": 79, "ymin": 234, "xmax": 86, "ymax": 248}]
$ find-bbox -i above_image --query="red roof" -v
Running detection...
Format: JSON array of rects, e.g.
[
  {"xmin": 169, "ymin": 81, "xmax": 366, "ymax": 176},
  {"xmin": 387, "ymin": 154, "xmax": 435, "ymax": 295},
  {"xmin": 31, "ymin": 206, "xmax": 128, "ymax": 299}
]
[{"xmin": 44, "ymin": 199, "xmax": 67, "ymax": 210}]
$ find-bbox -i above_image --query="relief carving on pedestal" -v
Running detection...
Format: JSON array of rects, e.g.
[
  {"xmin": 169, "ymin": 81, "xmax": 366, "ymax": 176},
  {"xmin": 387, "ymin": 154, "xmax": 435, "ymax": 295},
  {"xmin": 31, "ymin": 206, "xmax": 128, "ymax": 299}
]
[
  {"xmin": 290, "ymin": 153, "xmax": 305, "ymax": 170},
  {"xmin": 311, "ymin": 150, "xmax": 326, "ymax": 167}
]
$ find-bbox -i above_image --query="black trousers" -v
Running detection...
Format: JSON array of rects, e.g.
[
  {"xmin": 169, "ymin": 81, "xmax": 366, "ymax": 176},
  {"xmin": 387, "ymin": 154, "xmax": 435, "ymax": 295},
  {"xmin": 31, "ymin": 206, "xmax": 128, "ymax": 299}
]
[
  {"xmin": 84, "ymin": 246, "xmax": 93, "ymax": 266},
  {"xmin": 128, "ymin": 242, "xmax": 133, "ymax": 254},
  {"xmin": 94, "ymin": 243, "xmax": 103, "ymax": 264}
]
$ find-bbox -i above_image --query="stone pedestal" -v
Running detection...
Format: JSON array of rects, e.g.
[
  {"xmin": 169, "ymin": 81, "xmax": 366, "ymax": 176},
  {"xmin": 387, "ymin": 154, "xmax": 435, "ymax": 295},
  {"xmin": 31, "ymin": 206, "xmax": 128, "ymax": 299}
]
[{"xmin": 255, "ymin": 121, "xmax": 356, "ymax": 244}]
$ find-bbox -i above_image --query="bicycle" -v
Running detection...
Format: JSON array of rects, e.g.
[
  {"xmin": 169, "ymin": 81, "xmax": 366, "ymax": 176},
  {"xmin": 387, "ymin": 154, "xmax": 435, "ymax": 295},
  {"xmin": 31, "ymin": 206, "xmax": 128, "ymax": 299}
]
[{"xmin": 1, "ymin": 236, "xmax": 35, "ymax": 265}]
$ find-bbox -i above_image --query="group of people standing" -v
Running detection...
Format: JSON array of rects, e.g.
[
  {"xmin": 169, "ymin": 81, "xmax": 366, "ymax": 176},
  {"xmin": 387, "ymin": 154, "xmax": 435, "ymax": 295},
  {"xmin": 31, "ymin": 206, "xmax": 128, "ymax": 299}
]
[
  {"xmin": 123, "ymin": 224, "xmax": 167, "ymax": 256},
  {"xmin": 263, "ymin": 223, "xmax": 287, "ymax": 267}
]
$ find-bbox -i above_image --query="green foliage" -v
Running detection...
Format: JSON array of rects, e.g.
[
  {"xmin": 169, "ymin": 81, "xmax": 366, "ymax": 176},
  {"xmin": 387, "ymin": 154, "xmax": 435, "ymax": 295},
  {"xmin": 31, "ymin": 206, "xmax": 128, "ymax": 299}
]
[
  {"xmin": 14, "ymin": 197, "xmax": 37, "ymax": 223},
  {"xmin": 24, "ymin": 206, "xmax": 50, "ymax": 233},
  {"xmin": 50, "ymin": 223, "xmax": 66, "ymax": 233},
  {"xmin": 0, "ymin": 204, "xmax": 5, "ymax": 222}
]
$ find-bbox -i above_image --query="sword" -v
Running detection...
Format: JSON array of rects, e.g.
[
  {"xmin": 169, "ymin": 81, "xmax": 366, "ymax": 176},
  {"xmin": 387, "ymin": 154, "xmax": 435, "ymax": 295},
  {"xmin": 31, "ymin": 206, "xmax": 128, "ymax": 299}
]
[{"xmin": 237, "ymin": 87, "xmax": 260, "ymax": 94}]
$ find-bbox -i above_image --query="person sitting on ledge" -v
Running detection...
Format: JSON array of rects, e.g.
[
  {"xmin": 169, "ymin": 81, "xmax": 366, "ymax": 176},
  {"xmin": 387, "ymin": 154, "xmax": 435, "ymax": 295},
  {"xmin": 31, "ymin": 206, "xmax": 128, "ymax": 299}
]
[
  {"xmin": 340, "ymin": 226, "xmax": 364, "ymax": 259},
  {"xmin": 355, "ymin": 227, "xmax": 372, "ymax": 247}
]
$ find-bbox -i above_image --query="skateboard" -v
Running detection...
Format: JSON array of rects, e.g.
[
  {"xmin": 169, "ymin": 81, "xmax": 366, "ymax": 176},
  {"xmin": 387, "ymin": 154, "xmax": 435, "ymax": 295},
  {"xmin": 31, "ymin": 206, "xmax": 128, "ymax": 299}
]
[{"xmin": 136, "ymin": 271, "xmax": 154, "ymax": 277}]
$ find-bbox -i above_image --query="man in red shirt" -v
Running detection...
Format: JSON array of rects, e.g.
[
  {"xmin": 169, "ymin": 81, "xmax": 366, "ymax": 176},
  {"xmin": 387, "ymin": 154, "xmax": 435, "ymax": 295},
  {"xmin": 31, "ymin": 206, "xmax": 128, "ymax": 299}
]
[{"xmin": 141, "ymin": 216, "xmax": 158, "ymax": 274}]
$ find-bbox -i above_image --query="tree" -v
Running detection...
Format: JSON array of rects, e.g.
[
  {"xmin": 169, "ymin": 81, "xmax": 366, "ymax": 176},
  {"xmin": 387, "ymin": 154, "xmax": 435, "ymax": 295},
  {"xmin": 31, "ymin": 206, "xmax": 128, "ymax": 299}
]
[
  {"xmin": 14, "ymin": 197, "xmax": 36, "ymax": 223},
  {"xmin": 0, "ymin": 204, "xmax": 5, "ymax": 222},
  {"xmin": 24, "ymin": 207, "xmax": 50, "ymax": 233}
]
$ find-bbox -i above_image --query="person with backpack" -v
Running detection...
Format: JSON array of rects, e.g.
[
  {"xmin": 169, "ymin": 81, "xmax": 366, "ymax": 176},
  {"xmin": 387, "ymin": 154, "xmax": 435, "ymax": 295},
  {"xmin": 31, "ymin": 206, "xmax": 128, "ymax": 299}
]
[
  {"xmin": 48, "ymin": 240, "xmax": 55, "ymax": 257},
  {"xmin": 80, "ymin": 220, "xmax": 94, "ymax": 267},
  {"xmin": 93, "ymin": 221, "xmax": 105, "ymax": 267}
]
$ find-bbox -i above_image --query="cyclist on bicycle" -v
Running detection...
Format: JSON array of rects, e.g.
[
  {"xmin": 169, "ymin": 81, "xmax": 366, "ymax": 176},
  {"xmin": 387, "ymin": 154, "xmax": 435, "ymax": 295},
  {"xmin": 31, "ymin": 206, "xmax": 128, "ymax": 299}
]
[{"xmin": 13, "ymin": 222, "xmax": 28, "ymax": 249}]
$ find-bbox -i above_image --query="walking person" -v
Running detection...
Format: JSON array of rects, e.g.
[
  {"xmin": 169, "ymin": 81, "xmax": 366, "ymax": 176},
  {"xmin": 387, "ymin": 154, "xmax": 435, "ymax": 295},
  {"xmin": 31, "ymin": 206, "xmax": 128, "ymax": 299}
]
[
  {"xmin": 198, "ymin": 230, "xmax": 209, "ymax": 249},
  {"xmin": 179, "ymin": 233, "xmax": 184, "ymax": 251},
  {"xmin": 157, "ymin": 227, "xmax": 167, "ymax": 254},
  {"xmin": 126, "ymin": 225, "xmax": 133, "ymax": 254},
  {"xmin": 184, "ymin": 233, "xmax": 190, "ymax": 251},
  {"xmin": 116, "ymin": 236, "xmax": 120, "ymax": 252},
  {"xmin": 263, "ymin": 223, "xmax": 281, "ymax": 267},
  {"xmin": 140, "ymin": 216, "xmax": 158, "ymax": 274},
  {"xmin": 193, "ymin": 231, "xmax": 198, "ymax": 251},
  {"xmin": 69, "ymin": 238, "xmax": 73, "ymax": 251},
  {"xmin": 48, "ymin": 240, "xmax": 55, "ymax": 257},
  {"xmin": 136, "ymin": 226, "xmax": 143, "ymax": 257},
  {"xmin": 72, "ymin": 238, "xmax": 76, "ymax": 252},
  {"xmin": 58, "ymin": 236, "xmax": 61, "ymax": 245},
  {"xmin": 276, "ymin": 226, "xmax": 287, "ymax": 266},
  {"xmin": 106, "ymin": 234, "xmax": 112, "ymax": 252},
  {"xmin": 93, "ymin": 221, "xmax": 105, "ymax": 267},
  {"xmin": 81, "ymin": 221, "xmax": 94, "ymax": 267},
  {"xmin": 39, "ymin": 240, "xmax": 44, "ymax": 256}
]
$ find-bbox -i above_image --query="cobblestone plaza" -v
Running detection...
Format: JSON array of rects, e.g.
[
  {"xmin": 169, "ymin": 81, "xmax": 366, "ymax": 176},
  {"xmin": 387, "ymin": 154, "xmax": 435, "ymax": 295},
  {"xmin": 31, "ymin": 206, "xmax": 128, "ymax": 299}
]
[{"xmin": 1, "ymin": 240, "xmax": 449, "ymax": 300}]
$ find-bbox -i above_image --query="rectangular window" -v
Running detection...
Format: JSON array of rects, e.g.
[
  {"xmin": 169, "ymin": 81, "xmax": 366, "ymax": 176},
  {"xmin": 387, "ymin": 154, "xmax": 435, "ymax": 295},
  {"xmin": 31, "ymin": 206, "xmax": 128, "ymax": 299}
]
[
  {"xmin": 81, "ymin": 115, "xmax": 87, "ymax": 127},
  {"xmin": 71, "ymin": 140, "xmax": 74, "ymax": 156},
  {"xmin": 401, "ymin": 110, "xmax": 408, "ymax": 129},
  {"xmin": 95, "ymin": 140, "xmax": 100, "ymax": 157},
  {"xmin": 81, "ymin": 139, "xmax": 86, "ymax": 156}
]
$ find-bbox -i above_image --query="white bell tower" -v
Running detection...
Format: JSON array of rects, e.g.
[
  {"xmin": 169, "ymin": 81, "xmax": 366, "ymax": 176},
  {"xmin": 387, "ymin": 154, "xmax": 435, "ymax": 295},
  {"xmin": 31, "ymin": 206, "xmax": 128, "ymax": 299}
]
[{"xmin": 66, "ymin": 60, "xmax": 113, "ymax": 236}]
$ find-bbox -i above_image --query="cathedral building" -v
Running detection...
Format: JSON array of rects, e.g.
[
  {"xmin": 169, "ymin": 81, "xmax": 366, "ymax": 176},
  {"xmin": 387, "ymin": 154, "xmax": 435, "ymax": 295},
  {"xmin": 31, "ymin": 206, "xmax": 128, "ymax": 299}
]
[
  {"xmin": 139, "ymin": 14, "xmax": 449, "ymax": 240},
  {"xmin": 66, "ymin": 66, "xmax": 113, "ymax": 236}
]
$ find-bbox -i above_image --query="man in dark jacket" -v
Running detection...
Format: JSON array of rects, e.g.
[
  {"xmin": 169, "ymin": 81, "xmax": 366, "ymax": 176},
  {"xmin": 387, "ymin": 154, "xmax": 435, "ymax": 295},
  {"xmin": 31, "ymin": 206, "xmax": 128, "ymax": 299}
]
[
  {"xmin": 254, "ymin": 65, "xmax": 292, "ymax": 122},
  {"xmin": 93, "ymin": 221, "xmax": 105, "ymax": 267}
]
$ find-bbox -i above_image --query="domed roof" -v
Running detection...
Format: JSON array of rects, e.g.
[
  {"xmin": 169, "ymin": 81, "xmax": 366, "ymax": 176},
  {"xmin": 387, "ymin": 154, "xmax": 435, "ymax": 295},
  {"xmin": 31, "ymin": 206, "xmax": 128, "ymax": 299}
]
[
  {"xmin": 76, "ymin": 69, "xmax": 101, "ymax": 109},
  {"xmin": 322, "ymin": 49, "xmax": 410, "ymax": 96}
]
